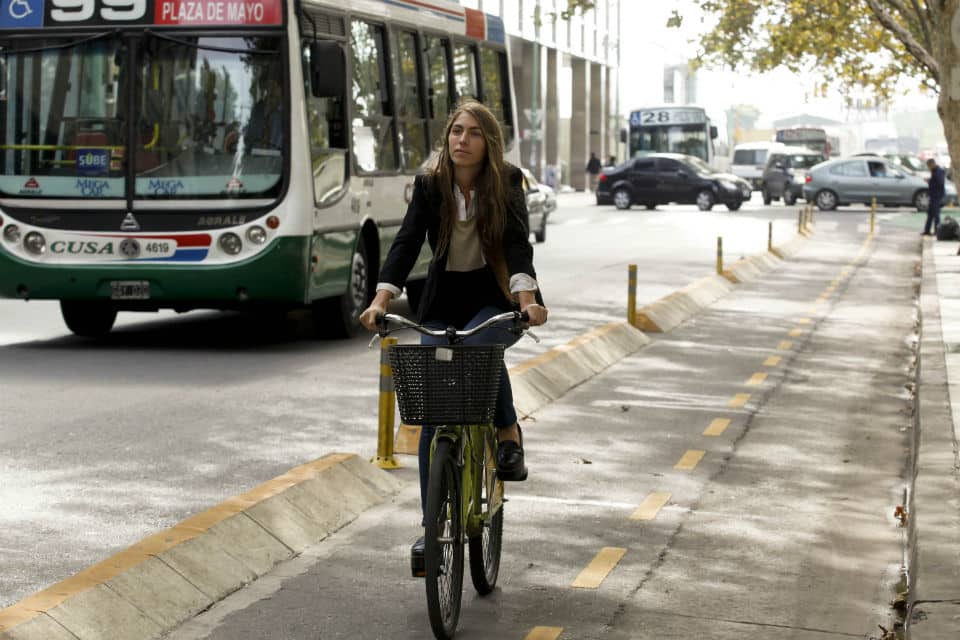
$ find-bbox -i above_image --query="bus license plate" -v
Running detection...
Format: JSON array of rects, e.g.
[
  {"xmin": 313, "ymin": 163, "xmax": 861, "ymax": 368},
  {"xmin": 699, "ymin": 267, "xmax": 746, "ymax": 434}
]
[{"xmin": 111, "ymin": 280, "xmax": 150, "ymax": 300}]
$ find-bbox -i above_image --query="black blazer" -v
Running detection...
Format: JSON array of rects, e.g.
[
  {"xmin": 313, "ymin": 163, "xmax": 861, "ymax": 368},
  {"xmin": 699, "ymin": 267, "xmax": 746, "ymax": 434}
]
[{"xmin": 379, "ymin": 164, "xmax": 542, "ymax": 320}]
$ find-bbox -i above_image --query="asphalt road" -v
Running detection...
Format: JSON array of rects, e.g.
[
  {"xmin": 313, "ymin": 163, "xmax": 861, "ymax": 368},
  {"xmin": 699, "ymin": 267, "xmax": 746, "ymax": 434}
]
[{"xmin": 0, "ymin": 194, "xmax": 923, "ymax": 635}]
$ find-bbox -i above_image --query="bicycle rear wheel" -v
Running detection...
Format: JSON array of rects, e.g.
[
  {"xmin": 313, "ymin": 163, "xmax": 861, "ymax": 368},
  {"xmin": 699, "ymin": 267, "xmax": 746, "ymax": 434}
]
[
  {"xmin": 425, "ymin": 439, "xmax": 464, "ymax": 640},
  {"xmin": 469, "ymin": 430, "xmax": 503, "ymax": 595}
]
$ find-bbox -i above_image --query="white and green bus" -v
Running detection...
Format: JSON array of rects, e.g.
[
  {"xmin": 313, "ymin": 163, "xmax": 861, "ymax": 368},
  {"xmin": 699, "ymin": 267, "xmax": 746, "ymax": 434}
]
[{"xmin": 0, "ymin": 0, "xmax": 518, "ymax": 336}]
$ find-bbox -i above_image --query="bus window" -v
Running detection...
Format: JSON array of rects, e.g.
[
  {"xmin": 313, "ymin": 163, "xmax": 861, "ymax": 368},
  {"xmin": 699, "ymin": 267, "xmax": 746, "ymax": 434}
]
[
  {"xmin": 479, "ymin": 47, "xmax": 513, "ymax": 145},
  {"xmin": 302, "ymin": 40, "xmax": 348, "ymax": 206},
  {"xmin": 452, "ymin": 44, "xmax": 478, "ymax": 103},
  {"xmin": 424, "ymin": 35, "xmax": 451, "ymax": 150},
  {"xmin": 392, "ymin": 30, "xmax": 428, "ymax": 173},
  {"xmin": 350, "ymin": 20, "xmax": 398, "ymax": 173}
]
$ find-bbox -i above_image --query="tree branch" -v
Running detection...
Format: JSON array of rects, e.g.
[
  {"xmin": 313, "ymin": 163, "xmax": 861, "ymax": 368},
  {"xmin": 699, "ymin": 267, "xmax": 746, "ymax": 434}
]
[
  {"xmin": 865, "ymin": 0, "xmax": 939, "ymax": 82},
  {"xmin": 907, "ymin": 0, "xmax": 934, "ymax": 53}
]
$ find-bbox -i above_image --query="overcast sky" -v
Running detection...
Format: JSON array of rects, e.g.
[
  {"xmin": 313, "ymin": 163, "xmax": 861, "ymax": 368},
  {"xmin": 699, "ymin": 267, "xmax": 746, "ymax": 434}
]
[{"xmin": 618, "ymin": 1, "xmax": 938, "ymax": 126}]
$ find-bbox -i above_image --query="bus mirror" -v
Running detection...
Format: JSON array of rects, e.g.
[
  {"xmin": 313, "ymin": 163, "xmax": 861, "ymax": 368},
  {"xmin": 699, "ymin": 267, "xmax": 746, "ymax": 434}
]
[
  {"xmin": 710, "ymin": 125, "xmax": 718, "ymax": 140},
  {"xmin": 619, "ymin": 128, "xmax": 627, "ymax": 143},
  {"xmin": 310, "ymin": 41, "xmax": 345, "ymax": 99}
]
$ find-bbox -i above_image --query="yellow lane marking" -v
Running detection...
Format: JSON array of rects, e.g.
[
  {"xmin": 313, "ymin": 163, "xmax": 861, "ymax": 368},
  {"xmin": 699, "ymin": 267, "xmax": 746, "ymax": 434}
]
[
  {"xmin": 831, "ymin": 279, "xmax": 840, "ymax": 286},
  {"xmin": 728, "ymin": 393, "xmax": 750, "ymax": 408},
  {"xmin": 808, "ymin": 307, "xmax": 819, "ymax": 314},
  {"xmin": 797, "ymin": 318, "xmax": 811, "ymax": 325},
  {"xmin": 789, "ymin": 328, "xmax": 804, "ymax": 337},
  {"xmin": 816, "ymin": 297, "xmax": 828, "ymax": 305},
  {"xmin": 763, "ymin": 356, "xmax": 782, "ymax": 367},
  {"xmin": 703, "ymin": 418, "xmax": 731, "ymax": 436},
  {"xmin": 525, "ymin": 627, "xmax": 564, "ymax": 640},
  {"xmin": 674, "ymin": 449, "xmax": 706, "ymax": 470},
  {"xmin": 571, "ymin": 547, "xmax": 628, "ymax": 589},
  {"xmin": 630, "ymin": 492, "xmax": 672, "ymax": 520},
  {"xmin": 778, "ymin": 340, "xmax": 793, "ymax": 350},
  {"xmin": 747, "ymin": 372, "xmax": 768, "ymax": 385}
]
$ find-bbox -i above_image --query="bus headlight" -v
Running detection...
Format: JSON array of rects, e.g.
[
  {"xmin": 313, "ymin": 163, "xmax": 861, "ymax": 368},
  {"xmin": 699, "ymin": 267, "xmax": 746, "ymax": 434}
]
[
  {"xmin": 246, "ymin": 226, "xmax": 267, "ymax": 245},
  {"xmin": 219, "ymin": 232, "xmax": 242, "ymax": 255},
  {"xmin": 23, "ymin": 231, "xmax": 46, "ymax": 254},
  {"xmin": 3, "ymin": 224, "xmax": 21, "ymax": 243}
]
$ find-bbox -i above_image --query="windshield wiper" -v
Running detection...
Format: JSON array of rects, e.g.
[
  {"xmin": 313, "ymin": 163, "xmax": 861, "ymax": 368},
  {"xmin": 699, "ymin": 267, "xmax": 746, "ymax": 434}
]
[
  {"xmin": 144, "ymin": 30, "xmax": 279, "ymax": 55},
  {"xmin": 0, "ymin": 31, "xmax": 115, "ymax": 56}
]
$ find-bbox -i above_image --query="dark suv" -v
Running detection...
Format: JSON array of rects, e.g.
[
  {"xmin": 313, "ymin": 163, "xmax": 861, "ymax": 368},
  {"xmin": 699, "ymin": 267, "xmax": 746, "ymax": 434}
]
[
  {"xmin": 596, "ymin": 153, "xmax": 752, "ymax": 211},
  {"xmin": 760, "ymin": 149, "xmax": 826, "ymax": 206}
]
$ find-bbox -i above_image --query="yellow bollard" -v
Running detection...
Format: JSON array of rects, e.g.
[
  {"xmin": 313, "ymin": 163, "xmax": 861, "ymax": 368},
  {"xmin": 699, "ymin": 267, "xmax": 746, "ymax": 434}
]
[
  {"xmin": 870, "ymin": 197, "xmax": 876, "ymax": 234},
  {"xmin": 798, "ymin": 208, "xmax": 803, "ymax": 234},
  {"xmin": 768, "ymin": 221, "xmax": 773, "ymax": 252},
  {"xmin": 372, "ymin": 336, "xmax": 401, "ymax": 469},
  {"xmin": 627, "ymin": 264, "xmax": 637, "ymax": 327},
  {"xmin": 716, "ymin": 236, "xmax": 723, "ymax": 274}
]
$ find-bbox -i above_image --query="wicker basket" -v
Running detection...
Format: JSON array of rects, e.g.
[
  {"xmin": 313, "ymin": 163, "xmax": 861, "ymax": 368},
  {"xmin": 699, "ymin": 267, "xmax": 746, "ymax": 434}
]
[{"xmin": 389, "ymin": 344, "xmax": 504, "ymax": 425}]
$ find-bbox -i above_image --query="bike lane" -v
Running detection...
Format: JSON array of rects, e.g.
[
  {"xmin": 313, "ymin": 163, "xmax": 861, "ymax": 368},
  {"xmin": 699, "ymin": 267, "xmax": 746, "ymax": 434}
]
[{"xmin": 166, "ymin": 222, "xmax": 918, "ymax": 639}]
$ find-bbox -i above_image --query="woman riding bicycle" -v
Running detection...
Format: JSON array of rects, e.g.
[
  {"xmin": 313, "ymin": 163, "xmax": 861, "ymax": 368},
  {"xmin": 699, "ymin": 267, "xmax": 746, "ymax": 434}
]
[{"xmin": 359, "ymin": 99, "xmax": 548, "ymax": 570}]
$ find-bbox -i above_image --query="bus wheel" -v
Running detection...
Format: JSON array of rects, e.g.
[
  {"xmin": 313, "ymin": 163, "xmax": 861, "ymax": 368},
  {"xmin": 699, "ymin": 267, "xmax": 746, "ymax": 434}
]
[
  {"xmin": 315, "ymin": 241, "xmax": 371, "ymax": 338},
  {"xmin": 60, "ymin": 301, "xmax": 117, "ymax": 337}
]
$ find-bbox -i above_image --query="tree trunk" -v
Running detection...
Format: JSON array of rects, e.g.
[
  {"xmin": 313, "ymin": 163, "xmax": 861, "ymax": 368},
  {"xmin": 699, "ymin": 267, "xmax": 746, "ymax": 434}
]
[{"xmin": 936, "ymin": 1, "xmax": 960, "ymax": 183}]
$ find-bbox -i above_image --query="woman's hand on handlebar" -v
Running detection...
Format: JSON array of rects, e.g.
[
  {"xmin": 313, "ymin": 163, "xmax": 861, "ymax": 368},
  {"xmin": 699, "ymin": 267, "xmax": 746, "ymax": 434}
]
[
  {"xmin": 360, "ymin": 290, "xmax": 393, "ymax": 332},
  {"xmin": 521, "ymin": 303, "xmax": 548, "ymax": 327}
]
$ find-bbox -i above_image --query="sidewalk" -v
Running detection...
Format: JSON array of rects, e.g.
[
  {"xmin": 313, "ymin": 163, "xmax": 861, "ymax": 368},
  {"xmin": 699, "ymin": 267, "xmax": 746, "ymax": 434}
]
[{"xmin": 909, "ymin": 236, "xmax": 960, "ymax": 637}]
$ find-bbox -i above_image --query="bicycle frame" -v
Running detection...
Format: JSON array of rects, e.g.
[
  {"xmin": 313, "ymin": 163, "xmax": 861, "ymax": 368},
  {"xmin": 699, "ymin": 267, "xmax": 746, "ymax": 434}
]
[{"xmin": 431, "ymin": 423, "xmax": 504, "ymax": 542}]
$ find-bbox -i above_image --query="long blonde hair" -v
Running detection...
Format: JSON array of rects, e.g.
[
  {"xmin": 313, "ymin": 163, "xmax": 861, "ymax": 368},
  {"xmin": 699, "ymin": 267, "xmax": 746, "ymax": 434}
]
[{"xmin": 431, "ymin": 100, "xmax": 512, "ymax": 299}]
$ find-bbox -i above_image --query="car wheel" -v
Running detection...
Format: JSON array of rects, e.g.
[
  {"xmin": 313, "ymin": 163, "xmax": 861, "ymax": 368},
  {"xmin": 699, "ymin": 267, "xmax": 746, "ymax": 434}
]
[
  {"xmin": 762, "ymin": 187, "xmax": 772, "ymax": 205},
  {"xmin": 784, "ymin": 190, "xmax": 797, "ymax": 206},
  {"xmin": 644, "ymin": 203, "xmax": 657, "ymax": 210},
  {"xmin": 613, "ymin": 188, "xmax": 632, "ymax": 210},
  {"xmin": 726, "ymin": 200, "xmax": 742, "ymax": 211},
  {"xmin": 696, "ymin": 190, "xmax": 715, "ymax": 211},
  {"xmin": 534, "ymin": 216, "xmax": 547, "ymax": 243},
  {"xmin": 815, "ymin": 189, "xmax": 838, "ymax": 211},
  {"xmin": 914, "ymin": 189, "xmax": 930, "ymax": 212}
]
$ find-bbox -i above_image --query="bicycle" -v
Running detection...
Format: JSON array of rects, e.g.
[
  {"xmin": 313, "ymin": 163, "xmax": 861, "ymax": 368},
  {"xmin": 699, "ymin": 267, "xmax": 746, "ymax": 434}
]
[{"xmin": 374, "ymin": 310, "xmax": 537, "ymax": 640}]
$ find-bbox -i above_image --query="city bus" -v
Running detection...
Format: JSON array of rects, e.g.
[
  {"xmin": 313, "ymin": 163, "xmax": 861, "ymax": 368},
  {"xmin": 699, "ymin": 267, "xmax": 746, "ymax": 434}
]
[
  {"xmin": 775, "ymin": 127, "xmax": 831, "ymax": 156},
  {"xmin": 625, "ymin": 105, "xmax": 723, "ymax": 170},
  {"xmin": 0, "ymin": 0, "xmax": 518, "ymax": 336}
]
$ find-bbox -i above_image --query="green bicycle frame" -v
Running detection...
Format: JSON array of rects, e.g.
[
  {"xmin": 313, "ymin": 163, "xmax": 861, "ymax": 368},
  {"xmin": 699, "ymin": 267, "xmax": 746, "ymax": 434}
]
[{"xmin": 431, "ymin": 425, "xmax": 504, "ymax": 540}]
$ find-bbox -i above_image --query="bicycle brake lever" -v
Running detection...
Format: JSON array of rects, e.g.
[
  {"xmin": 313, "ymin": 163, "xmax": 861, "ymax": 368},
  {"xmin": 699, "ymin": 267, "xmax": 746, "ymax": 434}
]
[
  {"xmin": 367, "ymin": 334, "xmax": 383, "ymax": 349},
  {"xmin": 524, "ymin": 329, "xmax": 541, "ymax": 343}
]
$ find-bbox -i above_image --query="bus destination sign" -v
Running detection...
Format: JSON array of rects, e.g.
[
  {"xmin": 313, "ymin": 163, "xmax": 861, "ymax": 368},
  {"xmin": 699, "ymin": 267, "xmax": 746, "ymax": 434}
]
[
  {"xmin": 630, "ymin": 109, "xmax": 706, "ymax": 127},
  {"xmin": 0, "ymin": 0, "xmax": 282, "ymax": 28}
]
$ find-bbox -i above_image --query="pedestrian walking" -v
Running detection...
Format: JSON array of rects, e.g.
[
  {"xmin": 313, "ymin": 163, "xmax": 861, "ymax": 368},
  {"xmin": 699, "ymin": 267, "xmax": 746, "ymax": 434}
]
[
  {"xmin": 586, "ymin": 151, "xmax": 601, "ymax": 192},
  {"xmin": 924, "ymin": 158, "xmax": 946, "ymax": 236}
]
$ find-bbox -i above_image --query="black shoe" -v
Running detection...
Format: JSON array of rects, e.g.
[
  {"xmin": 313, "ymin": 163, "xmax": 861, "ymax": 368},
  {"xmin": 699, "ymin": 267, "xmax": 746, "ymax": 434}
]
[
  {"xmin": 496, "ymin": 427, "xmax": 528, "ymax": 481},
  {"xmin": 411, "ymin": 536, "xmax": 425, "ymax": 578}
]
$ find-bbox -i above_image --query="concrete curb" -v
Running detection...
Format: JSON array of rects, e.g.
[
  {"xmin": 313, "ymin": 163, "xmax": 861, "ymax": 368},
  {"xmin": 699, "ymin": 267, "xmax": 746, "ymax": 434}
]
[
  {"xmin": 0, "ymin": 454, "xmax": 401, "ymax": 640},
  {"xmin": 907, "ymin": 239, "xmax": 960, "ymax": 638}
]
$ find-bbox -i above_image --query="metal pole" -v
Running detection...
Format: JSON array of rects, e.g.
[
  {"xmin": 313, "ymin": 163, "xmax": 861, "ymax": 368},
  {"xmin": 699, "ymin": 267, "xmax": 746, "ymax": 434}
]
[
  {"xmin": 627, "ymin": 264, "xmax": 637, "ymax": 327},
  {"xmin": 768, "ymin": 221, "xmax": 773, "ymax": 252},
  {"xmin": 529, "ymin": 1, "xmax": 541, "ymax": 174},
  {"xmin": 870, "ymin": 197, "xmax": 876, "ymax": 234},
  {"xmin": 716, "ymin": 237, "xmax": 723, "ymax": 274},
  {"xmin": 798, "ymin": 209, "xmax": 803, "ymax": 234},
  {"xmin": 372, "ymin": 337, "xmax": 400, "ymax": 469}
]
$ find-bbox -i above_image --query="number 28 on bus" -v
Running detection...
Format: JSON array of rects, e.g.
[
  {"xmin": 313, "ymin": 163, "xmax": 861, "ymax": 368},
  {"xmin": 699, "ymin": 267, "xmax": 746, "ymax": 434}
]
[{"xmin": 0, "ymin": 0, "xmax": 518, "ymax": 337}]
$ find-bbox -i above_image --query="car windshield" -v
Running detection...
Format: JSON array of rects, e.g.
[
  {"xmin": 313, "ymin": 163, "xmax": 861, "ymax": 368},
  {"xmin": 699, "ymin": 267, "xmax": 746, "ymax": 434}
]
[
  {"xmin": 0, "ymin": 33, "xmax": 284, "ymax": 200},
  {"xmin": 789, "ymin": 154, "xmax": 825, "ymax": 169},
  {"xmin": 683, "ymin": 156, "xmax": 713, "ymax": 175}
]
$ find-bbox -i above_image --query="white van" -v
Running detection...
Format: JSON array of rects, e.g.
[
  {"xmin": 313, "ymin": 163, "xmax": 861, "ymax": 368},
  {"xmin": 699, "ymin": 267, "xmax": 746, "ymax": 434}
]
[{"xmin": 731, "ymin": 142, "xmax": 787, "ymax": 190}]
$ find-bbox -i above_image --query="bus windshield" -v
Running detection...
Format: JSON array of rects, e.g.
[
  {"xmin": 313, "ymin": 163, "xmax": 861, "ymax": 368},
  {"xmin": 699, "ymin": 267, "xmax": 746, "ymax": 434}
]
[
  {"xmin": 630, "ymin": 124, "xmax": 708, "ymax": 161},
  {"xmin": 0, "ymin": 34, "xmax": 284, "ymax": 200}
]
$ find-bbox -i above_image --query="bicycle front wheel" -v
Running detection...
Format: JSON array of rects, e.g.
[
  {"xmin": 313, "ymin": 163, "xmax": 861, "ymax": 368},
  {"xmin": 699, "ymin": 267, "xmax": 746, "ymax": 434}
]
[
  {"xmin": 469, "ymin": 429, "xmax": 503, "ymax": 595},
  {"xmin": 425, "ymin": 439, "xmax": 464, "ymax": 640}
]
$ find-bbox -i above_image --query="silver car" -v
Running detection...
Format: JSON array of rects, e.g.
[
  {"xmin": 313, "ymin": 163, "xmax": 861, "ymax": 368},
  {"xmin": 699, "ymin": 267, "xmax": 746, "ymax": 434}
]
[
  {"xmin": 520, "ymin": 168, "xmax": 549, "ymax": 243},
  {"xmin": 802, "ymin": 156, "xmax": 957, "ymax": 211}
]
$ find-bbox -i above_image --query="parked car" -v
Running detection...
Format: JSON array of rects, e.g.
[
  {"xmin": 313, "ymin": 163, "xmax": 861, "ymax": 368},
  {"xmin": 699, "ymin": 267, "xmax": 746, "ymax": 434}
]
[
  {"xmin": 596, "ymin": 153, "xmax": 753, "ymax": 211},
  {"xmin": 520, "ymin": 167, "xmax": 549, "ymax": 243},
  {"xmin": 802, "ymin": 156, "xmax": 957, "ymax": 211},
  {"xmin": 732, "ymin": 142, "xmax": 788, "ymax": 190},
  {"xmin": 760, "ymin": 148, "xmax": 827, "ymax": 205}
]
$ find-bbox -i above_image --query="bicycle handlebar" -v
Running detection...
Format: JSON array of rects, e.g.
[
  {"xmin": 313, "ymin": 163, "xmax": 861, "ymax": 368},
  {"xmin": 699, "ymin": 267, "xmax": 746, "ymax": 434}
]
[{"xmin": 369, "ymin": 310, "xmax": 539, "ymax": 347}]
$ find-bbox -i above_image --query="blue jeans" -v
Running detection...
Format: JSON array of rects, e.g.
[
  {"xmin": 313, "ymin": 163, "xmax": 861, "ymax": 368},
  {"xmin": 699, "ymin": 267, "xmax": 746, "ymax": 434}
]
[{"xmin": 417, "ymin": 305, "xmax": 521, "ymax": 522}]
